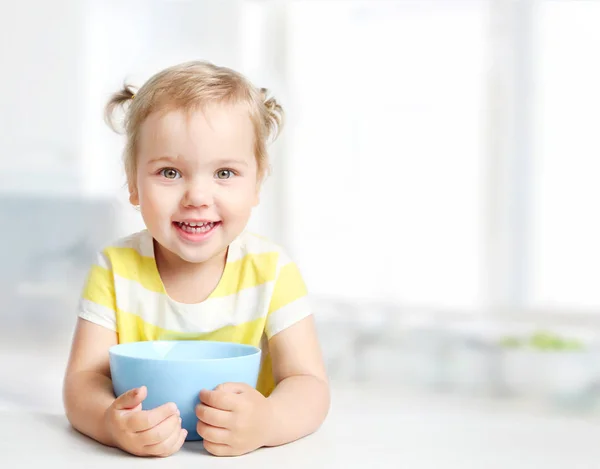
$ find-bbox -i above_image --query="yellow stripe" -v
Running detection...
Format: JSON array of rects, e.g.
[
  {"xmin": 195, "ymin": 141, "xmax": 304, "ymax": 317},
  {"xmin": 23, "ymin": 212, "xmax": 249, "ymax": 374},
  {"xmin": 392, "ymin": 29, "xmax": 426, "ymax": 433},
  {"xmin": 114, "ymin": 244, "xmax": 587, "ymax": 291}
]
[
  {"xmin": 82, "ymin": 265, "xmax": 116, "ymax": 311},
  {"xmin": 211, "ymin": 252, "xmax": 279, "ymax": 297},
  {"xmin": 105, "ymin": 247, "xmax": 279, "ymax": 298},
  {"xmin": 256, "ymin": 354, "xmax": 275, "ymax": 397},
  {"xmin": 268, "ymin": 262, "xmax": 308, "ymax": 314},
  {"xmin": 115, "ymin": 309, "xmax": 265, "ymax": 347},
  {"xmin": 114, "ymin": 310, "xmax": 273, "ymax": 395},
  {"xmin": 105, "ymin": 247, "xmax": 164, "ymax": 293}
]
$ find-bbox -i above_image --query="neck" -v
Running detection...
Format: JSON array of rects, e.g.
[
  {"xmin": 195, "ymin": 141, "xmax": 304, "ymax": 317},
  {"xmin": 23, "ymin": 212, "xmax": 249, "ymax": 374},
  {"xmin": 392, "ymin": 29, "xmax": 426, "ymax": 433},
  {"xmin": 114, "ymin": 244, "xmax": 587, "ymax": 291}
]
[{"xmin": 154, "ymin": 240, "xmax": 227, "ymax": 280}]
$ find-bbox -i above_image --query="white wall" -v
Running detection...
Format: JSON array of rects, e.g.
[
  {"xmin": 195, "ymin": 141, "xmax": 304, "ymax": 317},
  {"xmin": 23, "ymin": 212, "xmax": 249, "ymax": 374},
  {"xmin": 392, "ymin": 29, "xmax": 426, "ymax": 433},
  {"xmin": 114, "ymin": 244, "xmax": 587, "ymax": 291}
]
[{"xmin": 0, "ymin": 0, "xmax": 84, "ymax": 194}]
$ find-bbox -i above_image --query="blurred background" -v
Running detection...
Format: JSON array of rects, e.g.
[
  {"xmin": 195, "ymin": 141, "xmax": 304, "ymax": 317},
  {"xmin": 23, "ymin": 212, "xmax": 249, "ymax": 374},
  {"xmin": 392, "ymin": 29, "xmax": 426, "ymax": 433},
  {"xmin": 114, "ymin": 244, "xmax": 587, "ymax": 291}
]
[{"xmin": 2, "ymin": 0, "xmax": 600, "ymax": 434}]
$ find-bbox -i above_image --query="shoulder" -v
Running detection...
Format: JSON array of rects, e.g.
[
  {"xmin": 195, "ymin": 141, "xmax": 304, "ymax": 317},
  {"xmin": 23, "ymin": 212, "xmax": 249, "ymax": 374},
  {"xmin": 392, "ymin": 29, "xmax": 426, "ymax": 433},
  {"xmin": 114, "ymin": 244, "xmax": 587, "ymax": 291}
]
[
  {"xmin": 95, "ymin": 230, "xmax": 154, "ymax": 268},
  {"xmin": 228, "ymin": 231, "xmax": 291, "ymax": 264},
  {"xmin": 227, "ymin": 232, "xmax": 300, "ymax": 284}
]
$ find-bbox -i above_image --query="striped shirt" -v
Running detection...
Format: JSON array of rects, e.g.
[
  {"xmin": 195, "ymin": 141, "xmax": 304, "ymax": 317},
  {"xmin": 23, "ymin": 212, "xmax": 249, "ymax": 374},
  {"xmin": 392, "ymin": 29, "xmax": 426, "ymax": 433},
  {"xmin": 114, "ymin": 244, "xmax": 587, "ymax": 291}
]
[{"xmin": 78, "ymin": 229, "xmax": 311, "ymax": 396}]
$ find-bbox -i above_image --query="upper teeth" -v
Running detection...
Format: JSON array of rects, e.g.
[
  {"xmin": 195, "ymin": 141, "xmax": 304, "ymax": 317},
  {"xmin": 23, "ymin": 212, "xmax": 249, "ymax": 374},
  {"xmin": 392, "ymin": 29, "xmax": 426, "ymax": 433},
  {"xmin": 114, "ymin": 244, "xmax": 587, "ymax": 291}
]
[{"xmin": 183, "ymin": 222, "xmax": 211, "ymax": 227}]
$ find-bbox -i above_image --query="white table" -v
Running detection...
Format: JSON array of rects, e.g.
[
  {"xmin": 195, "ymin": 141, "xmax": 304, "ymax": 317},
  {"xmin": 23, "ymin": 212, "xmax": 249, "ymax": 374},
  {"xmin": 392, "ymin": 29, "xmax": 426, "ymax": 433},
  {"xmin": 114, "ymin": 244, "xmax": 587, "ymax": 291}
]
[{"xmin": 1, "ymin": 386, "xmax": 600, "ymax": 469}]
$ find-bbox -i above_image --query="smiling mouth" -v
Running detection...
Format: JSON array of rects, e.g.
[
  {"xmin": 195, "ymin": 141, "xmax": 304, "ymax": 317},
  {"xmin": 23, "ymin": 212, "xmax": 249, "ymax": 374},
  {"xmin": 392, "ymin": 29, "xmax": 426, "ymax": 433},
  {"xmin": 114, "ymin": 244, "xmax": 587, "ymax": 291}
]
[{"xmin": 174, "ymin": 221, "xmax": 220, "ymax": 234}]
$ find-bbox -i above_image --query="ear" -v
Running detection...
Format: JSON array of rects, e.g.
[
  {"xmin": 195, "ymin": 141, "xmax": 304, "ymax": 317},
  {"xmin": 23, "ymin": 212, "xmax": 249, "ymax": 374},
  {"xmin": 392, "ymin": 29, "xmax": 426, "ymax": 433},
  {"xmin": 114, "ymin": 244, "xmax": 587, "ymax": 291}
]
[{"xmin": 129, "ymin": 185, "xmax": 139, "ymax": 206}]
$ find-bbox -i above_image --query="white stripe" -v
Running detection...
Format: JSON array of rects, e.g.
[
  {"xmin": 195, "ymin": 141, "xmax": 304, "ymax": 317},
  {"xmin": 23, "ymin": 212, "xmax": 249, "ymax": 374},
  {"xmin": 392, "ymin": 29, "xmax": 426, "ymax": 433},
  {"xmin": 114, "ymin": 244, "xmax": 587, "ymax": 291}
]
[
  {"xmin": 79, "ymin": 299, "xmax": 117, "ymax": 331},
  {"xmin": 113, "ymin": 274, "xmax": 275, "ymax": 332},
  {"xmin": 276, "ymin": 249, "xmax": 292, "ymax": 267},
  {"xmin": 102, "ymin": 230, "xmax": 154, "ymax": 258},
  {"xmin": 266, "ymin": 296, "xmax": 312, "ymax": 338},
  {"xmin": 95, "ymin": 251, "xmax": 110, "ymax": 270},
  {"xmin": 134, "ymin": 230, "xmax": 155, "ymax": 257},
  {"xmin": 227, "ymin": 231, "xmax": 284, "ymax": 262}
]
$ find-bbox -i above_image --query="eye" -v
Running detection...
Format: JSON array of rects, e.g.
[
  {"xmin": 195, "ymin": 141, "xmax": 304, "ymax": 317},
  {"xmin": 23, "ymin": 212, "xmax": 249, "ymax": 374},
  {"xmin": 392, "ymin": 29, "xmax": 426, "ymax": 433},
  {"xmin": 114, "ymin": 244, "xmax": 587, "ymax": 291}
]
[
  {"xmin": 160, "ymin": 168, "xmax": 181, "ymax": 179},
  {"xmin": 216, "ymin": 169, "xmax": 235, "ymax": 180}
]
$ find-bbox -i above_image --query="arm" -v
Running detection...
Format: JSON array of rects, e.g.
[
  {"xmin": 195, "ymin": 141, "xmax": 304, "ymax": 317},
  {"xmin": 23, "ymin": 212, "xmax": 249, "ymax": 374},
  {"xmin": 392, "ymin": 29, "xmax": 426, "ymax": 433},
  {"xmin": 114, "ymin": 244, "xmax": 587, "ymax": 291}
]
[
  {"xmin": 195, "ymin": 255, "xmax": 329, "ymax": 455},
  {"xmin": 62, "ymin": 317, "xmax": 120, "ymax": 446},
  {"xmin": 65, "ymin": 248, "xmax": 184, "ymax": 456},
  {"xmin": 63, "ymin": 318, "xmax": 186, "ymax": 456},
  {"xmin": 263, "ymin": 314, "xmax": 330, "ymax": 446},
  {"xmin": 196, "ymin": 315, "xmax": 330, "ymax": 456}
]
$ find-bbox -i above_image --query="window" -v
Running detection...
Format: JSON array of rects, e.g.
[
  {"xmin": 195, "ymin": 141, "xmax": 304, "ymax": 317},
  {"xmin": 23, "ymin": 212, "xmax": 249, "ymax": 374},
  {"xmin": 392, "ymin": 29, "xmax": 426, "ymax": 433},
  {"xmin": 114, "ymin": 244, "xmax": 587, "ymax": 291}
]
[
  {"xmin": 530, "ymin": 0, "xmax": 600, "ymax": 311},
  {"xmin": 284, "ymin": 1, "xmax": 489, "ymax": 311}
]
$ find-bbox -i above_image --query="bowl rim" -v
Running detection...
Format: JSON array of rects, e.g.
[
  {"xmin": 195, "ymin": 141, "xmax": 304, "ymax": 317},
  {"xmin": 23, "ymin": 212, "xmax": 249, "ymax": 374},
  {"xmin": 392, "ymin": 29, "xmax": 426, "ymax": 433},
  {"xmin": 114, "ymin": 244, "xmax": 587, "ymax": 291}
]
[{"xmin": 108, "ymin": 340, "xmax": 261, "ymax": 363}]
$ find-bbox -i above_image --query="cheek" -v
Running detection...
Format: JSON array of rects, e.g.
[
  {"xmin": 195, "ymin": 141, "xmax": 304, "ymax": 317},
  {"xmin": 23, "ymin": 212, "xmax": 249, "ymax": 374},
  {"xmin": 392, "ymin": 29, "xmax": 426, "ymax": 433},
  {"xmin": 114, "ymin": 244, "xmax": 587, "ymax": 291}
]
[
  {"xmin": 224, "ymin": 184, "xmax": 258, "ymax": 209},
  {"xmin": 138, "ymin": 179, "xmax": 179, "ymax": 210}
]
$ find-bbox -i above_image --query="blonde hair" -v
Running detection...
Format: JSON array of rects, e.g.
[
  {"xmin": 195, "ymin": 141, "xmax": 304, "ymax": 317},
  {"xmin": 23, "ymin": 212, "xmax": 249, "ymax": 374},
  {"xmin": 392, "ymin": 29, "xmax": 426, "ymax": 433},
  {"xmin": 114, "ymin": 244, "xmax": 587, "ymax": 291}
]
[{"xmin": 105, "ymin": 60, "xmax": 284, "ymax": 191}]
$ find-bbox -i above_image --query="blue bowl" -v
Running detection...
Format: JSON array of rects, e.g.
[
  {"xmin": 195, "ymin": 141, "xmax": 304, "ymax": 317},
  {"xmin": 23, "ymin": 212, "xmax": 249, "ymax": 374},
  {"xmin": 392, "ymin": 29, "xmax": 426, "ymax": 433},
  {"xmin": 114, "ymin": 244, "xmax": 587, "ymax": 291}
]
[{"xmin": 109, "ymin": 340, "xmax": 261, "ymax": 441}]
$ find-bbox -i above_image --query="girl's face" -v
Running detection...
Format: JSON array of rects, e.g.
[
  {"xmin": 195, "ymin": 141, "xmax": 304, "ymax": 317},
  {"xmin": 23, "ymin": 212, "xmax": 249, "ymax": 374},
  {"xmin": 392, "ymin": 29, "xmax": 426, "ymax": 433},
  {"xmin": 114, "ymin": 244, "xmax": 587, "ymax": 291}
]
[{"xmin": 131, "ymin": 102, "xmax": 260, "ymax": 269}]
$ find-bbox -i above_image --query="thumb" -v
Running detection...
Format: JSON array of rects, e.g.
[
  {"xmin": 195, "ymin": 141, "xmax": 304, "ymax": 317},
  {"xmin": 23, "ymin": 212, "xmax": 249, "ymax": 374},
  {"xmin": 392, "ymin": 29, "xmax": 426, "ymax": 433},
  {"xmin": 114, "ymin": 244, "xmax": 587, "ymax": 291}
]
[
  {"xmin": 214, "ymin": 382, "xmax": 251, "ymax": 394},
  {"xmin": 114, "ymin": 386, "xmax": 147, "ymax": 410}
]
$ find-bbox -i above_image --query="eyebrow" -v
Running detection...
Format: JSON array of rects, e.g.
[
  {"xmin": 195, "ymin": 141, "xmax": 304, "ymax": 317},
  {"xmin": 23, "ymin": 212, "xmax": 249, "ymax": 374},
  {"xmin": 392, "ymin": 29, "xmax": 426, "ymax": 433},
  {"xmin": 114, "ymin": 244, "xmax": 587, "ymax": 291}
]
[
  {"xmin": 147, "ymin": 155, "xmax": 181, "ymax": 165},
  {"xmin": 146, "ymin": 156, "xmax": 249, "ymax": 167},
  {"xmin": 215, "ymin": 159, "xmax": 249, "ymax": 167}
]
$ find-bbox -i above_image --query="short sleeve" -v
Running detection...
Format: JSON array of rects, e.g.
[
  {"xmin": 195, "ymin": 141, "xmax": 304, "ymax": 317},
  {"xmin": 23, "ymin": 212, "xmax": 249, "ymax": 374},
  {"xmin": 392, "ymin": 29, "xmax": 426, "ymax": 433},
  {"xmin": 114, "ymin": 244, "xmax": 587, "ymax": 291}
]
[
  {"xmin": 78, "ymin": 250, "xmax": 117, "ymax": 331},
  {"xmin": 265, "ymin": 254, "xmax": 312, "ymax": 339}
]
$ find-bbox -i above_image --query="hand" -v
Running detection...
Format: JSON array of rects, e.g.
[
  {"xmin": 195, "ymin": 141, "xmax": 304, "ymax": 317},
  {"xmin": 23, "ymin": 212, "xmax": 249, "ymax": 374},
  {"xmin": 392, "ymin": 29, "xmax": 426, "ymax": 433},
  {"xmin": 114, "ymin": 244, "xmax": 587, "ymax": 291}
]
[
  {"xmin": 195, "ymin": 383, "xmax": 272, "ymax": 456},
  {"xmin": 104, "ymin": 386, "xmax": 187, "ymax": 457}
]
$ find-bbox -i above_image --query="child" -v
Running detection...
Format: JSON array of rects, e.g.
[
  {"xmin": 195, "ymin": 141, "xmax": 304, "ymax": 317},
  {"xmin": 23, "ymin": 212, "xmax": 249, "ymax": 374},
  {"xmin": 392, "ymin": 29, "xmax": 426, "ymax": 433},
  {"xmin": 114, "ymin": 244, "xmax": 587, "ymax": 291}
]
[{"xmin": 62, "ymin": 61, "xmax": 330, "ymax": 458}]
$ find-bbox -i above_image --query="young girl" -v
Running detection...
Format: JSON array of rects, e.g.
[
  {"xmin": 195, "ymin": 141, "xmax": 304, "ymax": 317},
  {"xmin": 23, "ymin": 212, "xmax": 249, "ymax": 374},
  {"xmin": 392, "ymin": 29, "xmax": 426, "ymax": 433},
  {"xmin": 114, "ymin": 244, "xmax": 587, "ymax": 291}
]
[{"xmin": 63, "ymin": 61, "xmax": 330, "ymax": 458}]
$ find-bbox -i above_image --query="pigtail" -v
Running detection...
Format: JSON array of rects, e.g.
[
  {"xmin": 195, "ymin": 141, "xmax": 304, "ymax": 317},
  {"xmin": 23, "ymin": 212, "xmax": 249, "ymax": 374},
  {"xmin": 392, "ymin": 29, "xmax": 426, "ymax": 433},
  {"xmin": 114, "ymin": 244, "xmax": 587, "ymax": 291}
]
[
  {"xmin": 104, "ymin": 83, "xmax": 137, "ymax": 133},
  {"xmin": 260, "ymin": 87, "xmax": 284, "ymax": 142}
]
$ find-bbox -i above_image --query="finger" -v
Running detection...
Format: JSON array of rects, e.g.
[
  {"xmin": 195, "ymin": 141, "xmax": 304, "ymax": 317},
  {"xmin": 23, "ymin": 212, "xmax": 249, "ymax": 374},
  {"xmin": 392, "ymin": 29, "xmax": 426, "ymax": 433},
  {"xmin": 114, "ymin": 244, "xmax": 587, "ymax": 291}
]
[
  {"xmin": 196, "ymin": 421, "xmax": 231, "ymax": 445},
  {"xmin": 195, "ymin": 403, "xmax": 231, "ymax": 428},
  {"xmin": 170, "ymin": 428, "xmax": 188, "ymax": 455},
  {"xmin": 214, "ymin": 382, "xmax": 251, "ymax": 394},
  {"xmin": 126, "ymin": 402, "xmax": 179, "ymax": 432},
  {"xmin": 114, "ymin": 386, "xmax": 146, "ymax": 410},
  {"xmin": 203, "ymin": 440, "xmax": 232, "ymax": 457},
  {"xmin": 199, "ymin": 389, "xmax": 238, "ymax": 411},
  {"xmin": 138, "ymin": 413, "xmax": 182, "ymax": 447},
  {"xmin": 146, "ymin": 427, "xmax": 188, "ymax": 457}
]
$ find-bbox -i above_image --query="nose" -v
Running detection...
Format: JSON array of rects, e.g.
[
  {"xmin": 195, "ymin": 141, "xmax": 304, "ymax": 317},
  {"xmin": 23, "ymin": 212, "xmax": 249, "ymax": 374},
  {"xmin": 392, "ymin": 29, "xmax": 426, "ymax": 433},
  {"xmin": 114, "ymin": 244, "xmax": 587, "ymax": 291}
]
[{"xmin": 181, "ymin": 179, "xmax": 214, "ymax": 208}]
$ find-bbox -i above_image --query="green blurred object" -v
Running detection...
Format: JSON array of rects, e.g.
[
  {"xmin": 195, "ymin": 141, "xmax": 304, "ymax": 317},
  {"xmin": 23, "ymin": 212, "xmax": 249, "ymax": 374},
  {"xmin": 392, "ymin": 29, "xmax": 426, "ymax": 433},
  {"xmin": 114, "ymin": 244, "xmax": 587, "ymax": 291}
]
[{"xmin": 499, "ymin": 331, "xmax": 584, "ymax": 351}]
